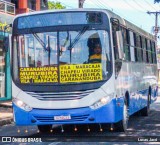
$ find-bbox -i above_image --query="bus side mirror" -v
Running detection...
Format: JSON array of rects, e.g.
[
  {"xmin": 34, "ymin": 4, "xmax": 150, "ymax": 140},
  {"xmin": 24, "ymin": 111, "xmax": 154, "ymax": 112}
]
[
  {"xmin": 3, "ymin": 36, "xmax": 9, "ymax": 52},
  {"xmin": 116, "ymin": 31, "xmax": 124, "ymax": 60}
]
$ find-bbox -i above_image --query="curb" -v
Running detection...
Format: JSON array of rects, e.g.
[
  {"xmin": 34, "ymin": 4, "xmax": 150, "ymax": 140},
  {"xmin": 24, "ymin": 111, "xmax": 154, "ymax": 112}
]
[
  {"xmin": 0, "ymin": 101, "xmax": 12, "ymax": 108},
  {"xmin": 0, "ymin": 117, "xmax": 13, "ymax": 126},
  {"xmin": 0, "ymin": 105, "xmax": 12, "ymax": 108},
  {"xmin": 0, "ymin": 103, "xmax": 12, "ymax": 108}
]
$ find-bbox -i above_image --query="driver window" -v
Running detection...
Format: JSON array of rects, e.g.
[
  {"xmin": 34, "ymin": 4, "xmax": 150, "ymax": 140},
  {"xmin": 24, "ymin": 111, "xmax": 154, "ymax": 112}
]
[{"xmin": 112, "ymin": 22, "xmax": 119, "ymax": 60}]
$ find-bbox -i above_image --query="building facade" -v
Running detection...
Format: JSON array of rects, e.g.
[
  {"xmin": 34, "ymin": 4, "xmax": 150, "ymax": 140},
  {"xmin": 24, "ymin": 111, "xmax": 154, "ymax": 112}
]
[
  {"xmin": 6, "ymin": 0, "xmax": 48, "ymax": 14},
  {"xmin": 0, "ymin": 0, "xmax": 48, "ymax": 101},
  {"xmin": 12, "ymin": 0, "xmax": 48, "ymax": 14}
]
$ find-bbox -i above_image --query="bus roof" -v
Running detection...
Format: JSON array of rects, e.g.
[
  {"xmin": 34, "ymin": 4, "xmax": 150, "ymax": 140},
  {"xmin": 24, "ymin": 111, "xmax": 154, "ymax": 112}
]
[{"xmin": 14, "ymin": 8, "xmax": 155, "ymax": 41}]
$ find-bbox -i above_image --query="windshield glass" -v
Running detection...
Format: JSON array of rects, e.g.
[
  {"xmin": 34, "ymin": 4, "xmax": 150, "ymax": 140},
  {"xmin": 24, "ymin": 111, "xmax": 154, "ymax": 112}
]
[
  {"xmin": 15, "ymin": 30, "xmax": 111, "ymax": 84},
  {"xmin": 18, "ymin": 12, "xmax": 102, "ymax": 29}
]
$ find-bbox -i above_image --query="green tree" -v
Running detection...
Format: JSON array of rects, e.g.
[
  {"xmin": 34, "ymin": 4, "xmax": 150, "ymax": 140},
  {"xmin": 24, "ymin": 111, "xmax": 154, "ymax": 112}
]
[{"xmin": 48, "ymin": 1, "xmax": 66, "ymax": 9}]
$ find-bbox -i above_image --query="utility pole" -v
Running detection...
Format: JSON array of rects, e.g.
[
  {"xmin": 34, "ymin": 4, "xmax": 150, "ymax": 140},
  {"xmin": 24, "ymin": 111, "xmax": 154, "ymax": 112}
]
[
  {"xmin": 147, "ymin": 11, "xmax": 160, "ymax": 41},
  {"xmin": 147, "ymin": 11, "xmax": 160, "ymax": 78},
  {"xmin": 79, "ymin": 0, "xmax": 85, "ymax": 8}
]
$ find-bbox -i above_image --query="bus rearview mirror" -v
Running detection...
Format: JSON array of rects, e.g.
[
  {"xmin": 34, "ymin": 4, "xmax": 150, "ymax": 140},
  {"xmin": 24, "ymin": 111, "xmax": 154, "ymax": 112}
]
[{"xmin": 116, "ymin": 31, "xmax": 124, "ymax": 60}]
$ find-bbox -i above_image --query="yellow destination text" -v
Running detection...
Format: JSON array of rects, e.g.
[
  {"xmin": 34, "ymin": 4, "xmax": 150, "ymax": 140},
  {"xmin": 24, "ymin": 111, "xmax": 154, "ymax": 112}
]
[
  {"xmin": 20, "ymin": 67, "xmax": 58, "ymax": 83},
  {"xmin": 60, "ymin": 63, "xmax": 102, "ymax": 83}
]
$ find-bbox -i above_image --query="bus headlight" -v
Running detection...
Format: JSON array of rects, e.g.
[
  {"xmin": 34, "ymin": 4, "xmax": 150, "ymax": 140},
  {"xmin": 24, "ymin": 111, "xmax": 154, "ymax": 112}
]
[
  {"xmin": 90, "ymin": 96, "xmax": 111, "ymax": 110},
  {"xmin": 13, "ymin": 98, "xmax": 32, "ymax": 112}
]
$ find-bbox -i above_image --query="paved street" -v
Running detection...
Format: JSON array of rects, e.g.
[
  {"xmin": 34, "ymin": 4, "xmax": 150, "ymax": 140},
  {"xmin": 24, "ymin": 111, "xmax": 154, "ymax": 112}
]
[
  {"xmin": 0, "ymin": 97, "xmax": 160, "ymax": 144},
  {"xmin": 0, "ymin": 107, "xmax": 13, "ymax": 126}
]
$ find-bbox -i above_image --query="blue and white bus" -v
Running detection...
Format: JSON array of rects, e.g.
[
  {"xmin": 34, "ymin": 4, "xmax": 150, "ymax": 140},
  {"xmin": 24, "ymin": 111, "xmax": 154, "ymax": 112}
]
[{"xmin": 11, "ymin": 9, "xmax": 158, "ymax": 132}]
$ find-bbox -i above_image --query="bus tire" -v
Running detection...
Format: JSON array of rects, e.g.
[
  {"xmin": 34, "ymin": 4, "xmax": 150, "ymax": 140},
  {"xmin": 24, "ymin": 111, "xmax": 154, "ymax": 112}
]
[
  {"xmin": 115, "ymin": 97, "xmax": 129, "ymax": 132},
  {"xmin": 38, "ymin": 125, "xmax": 52, "ymax": 133},
  {"xmin": 140, "ymin": 88, "xmax": 151, "ymax": 116}
]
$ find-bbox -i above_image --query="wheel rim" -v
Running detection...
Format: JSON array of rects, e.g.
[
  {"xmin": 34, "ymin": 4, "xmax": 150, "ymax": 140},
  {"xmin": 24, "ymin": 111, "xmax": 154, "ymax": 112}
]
[
  {"xmin": 123, "ymin": 103, "xmax": 129, "ymax": 130},
  {"xmin": 147, "ymin": 94, "xmax": 150, "ymax": 113}
]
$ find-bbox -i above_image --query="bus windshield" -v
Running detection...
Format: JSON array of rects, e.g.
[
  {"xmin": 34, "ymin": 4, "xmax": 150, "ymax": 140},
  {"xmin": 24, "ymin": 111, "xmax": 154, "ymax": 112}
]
[{"xmin": 15, "ymin": 29, "xmax": 111, "ymax": 84}]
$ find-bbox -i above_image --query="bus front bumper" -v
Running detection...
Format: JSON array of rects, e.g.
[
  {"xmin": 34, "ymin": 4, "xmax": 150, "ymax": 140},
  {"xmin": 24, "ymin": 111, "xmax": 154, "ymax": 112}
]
[{"xmin": 13, "ymin": 99, "xmax": 123, "ymax": 125}]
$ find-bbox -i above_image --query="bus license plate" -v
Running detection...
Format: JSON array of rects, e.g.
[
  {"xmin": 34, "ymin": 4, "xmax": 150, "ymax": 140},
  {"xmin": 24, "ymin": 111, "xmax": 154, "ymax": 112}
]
[{"xmin": 54, "ymin": 115, "xmax": 71, "ymax": 120}]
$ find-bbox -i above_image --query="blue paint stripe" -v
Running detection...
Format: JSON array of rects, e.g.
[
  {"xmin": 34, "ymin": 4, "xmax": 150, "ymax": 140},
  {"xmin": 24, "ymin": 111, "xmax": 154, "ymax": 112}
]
[{"xmin": 13, "ymin": 87, "xmax": 158, "ymax": 125}]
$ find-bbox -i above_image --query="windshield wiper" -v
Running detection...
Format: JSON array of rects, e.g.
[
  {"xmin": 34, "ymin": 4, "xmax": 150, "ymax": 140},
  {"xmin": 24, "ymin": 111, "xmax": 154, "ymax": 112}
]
[
  {"xmin": 60, "ymin": 31, "xmax": 69, "ymax": 56},
  {"xmin": 67, "ymin": 26, "xmax": 89, "ymax": 64},
  {"xmin": 32, "ymin": 33, "xmax": 48, "ymax": 51},
  {"xmin": 63, "ymin": 31, "xmax": 69, "ymax": 47},
  {"xmin": 24, "ymin": 18, "xmax": 48, "ymax": 51},
  {"xmin": 68, "ymin": 26, "xmax": 89, "ymax": 50},
  {"xmin": 32, "ymin": 33, "xmax": 51, "ymax": 65}
]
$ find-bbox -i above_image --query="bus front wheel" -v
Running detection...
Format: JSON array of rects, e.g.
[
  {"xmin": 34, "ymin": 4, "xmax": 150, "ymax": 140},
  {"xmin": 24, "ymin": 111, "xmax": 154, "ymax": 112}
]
[
  {"xmin": 115, "ymin": 98, "xmax": 129, "ymax": 132},
  {"xmin": 38, "ymin": 125, "xmax": 52, "ymax": 133}
]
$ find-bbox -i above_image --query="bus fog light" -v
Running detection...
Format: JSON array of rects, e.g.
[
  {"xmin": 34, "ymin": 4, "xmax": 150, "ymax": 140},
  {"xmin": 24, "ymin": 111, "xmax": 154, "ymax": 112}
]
[
  {"xmin": 13, "ymin": 98, "xmax": 32, "ymax": 112},
  {"xmin": 90, "ymin": 96, "xmax": 111, "ymax": 110}
]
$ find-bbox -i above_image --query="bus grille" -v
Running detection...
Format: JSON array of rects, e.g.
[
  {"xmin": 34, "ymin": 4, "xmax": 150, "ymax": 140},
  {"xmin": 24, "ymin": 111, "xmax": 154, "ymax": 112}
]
[
  {"xmin": 33, "ymin": 114, "xmax": 89, "ymax": 122},
  {"xmin": 25, "ymin": 89, "xmax": 95, "ymax": 101}
]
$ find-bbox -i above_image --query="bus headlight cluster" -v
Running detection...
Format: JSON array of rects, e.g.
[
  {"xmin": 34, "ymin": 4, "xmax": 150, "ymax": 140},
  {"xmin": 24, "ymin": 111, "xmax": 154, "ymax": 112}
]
[
  {"xmin": 90, "ymin": 96, "xmax": 111, "ymax": 110},
  {"xmin": 13, "ymin": 98, "xmax": 32, "ymax": 112}
]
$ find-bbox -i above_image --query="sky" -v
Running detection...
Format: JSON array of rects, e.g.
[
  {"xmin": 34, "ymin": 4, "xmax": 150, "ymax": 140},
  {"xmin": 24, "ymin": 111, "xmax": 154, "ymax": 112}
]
[{"xmin": 53, "ymin": 0, "xmax": 160, "ymax": 43}]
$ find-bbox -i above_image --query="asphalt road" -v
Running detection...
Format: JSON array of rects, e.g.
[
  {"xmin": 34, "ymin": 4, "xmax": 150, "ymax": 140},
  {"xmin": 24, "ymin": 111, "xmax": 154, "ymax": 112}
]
[{"xmin": 0, "ymin": 97, "xmax": 160, "ymax": 145}]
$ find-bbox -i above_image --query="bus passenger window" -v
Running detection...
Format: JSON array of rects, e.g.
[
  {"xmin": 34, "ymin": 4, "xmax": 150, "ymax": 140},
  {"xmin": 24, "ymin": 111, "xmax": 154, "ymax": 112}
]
[
  {"xmin": 142, "ymin": 37, "xmax": 147, "ymax": 63},
  {"xmin": 122, "ymin": 28, "xmax": 130, "ymax": 61},
  {"xmin": 112, "ymin": 22, "xmax": 123, "ymax": 78},
  {"xmin": 129, "ymin": 31, "xmax": 135, "ymax": 62},
  {"xmin": 112, "ymin": 25, "xmax": 119, "ymax": 60}
]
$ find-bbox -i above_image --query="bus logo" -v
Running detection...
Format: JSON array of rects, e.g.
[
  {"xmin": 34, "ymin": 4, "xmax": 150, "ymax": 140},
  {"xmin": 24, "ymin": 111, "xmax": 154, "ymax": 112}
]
[{"xmin": 2, "ymin": 137, "xmax": 11, "ymax": 142}]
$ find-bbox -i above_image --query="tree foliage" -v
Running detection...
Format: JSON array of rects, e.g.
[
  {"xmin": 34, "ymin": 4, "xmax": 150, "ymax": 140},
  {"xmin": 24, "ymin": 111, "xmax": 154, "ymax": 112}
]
[
  {"xmin": 48, "ymin": 1, "xmax": 66, "ymax": 9},
  {"xmin": 154, "ymin": 0, "xmax": 160, "ymax": 3}
]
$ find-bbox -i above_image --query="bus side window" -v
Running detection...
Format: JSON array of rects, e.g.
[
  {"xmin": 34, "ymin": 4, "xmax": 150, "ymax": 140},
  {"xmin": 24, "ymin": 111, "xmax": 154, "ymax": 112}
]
[
  {"xmin": 112, "ymin": 22, "xmax": 119, "ymax": 60},
  {"xmin": 135, "ymin": 34, "xmax": 143, "ymax": 62},
  {"xmin": 142, "ymin": 37, "xmax": 147, "ymax": 63},
  {"xmin": 112, "ymin": 23, "xmax": 124, "ymax": 60},
  {"xmin": 150, "ymin": 40, "xmax": 153, "ymax": 64},
  {"xmin": 146, "ymin": 39, "xmax": 152, "ymax": 63},
  {"xmin": 145, "ymin": 38, "xmax": 149, "ymax": 63},
  {"xmin": 151, "ymin": 41, "xmax": 156, "ymax": 64},
  {"xmin": 129, "ymin": 31, "xmax": 135, "ymax": 62},
  {"xmin": 133, "ymin": 33, "xmax": 138, "ymax": 62},
  {"xmin": 112, "ymin": 22, "xmax": 123, "ymax": 78},
  {"xmin": 122, "ymin": 27, "xmax": 130, "ymax": 61}
]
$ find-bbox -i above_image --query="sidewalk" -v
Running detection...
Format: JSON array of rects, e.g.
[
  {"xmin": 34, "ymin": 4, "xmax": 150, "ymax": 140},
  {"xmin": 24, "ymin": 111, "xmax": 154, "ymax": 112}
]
[{"xmin": 0, "ymin": 101, "xmax": 13, "ymax": 126}]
